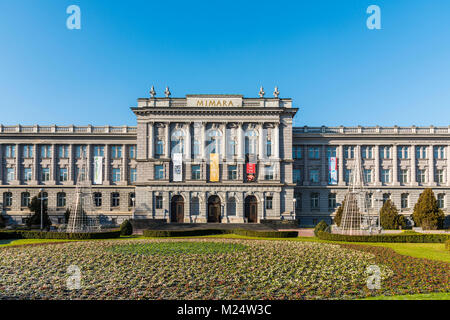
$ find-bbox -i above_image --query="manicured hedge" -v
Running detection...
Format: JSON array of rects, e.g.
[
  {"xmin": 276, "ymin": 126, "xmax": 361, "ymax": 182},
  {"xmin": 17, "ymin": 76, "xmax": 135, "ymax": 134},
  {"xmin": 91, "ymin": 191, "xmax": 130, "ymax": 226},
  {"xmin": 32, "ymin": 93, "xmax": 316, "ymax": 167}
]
[
  {"xmin": 0, "ymin": 229, "xmax": 121, "ymax": 240},
  {"xmin": 232, "ymin": 229, "xmax": 298, "ymax": 238},
  {"xmin": 317, "ymin": 231, "xmax": 450, "ymax": 243},
  {"xmin": 142, "ymin": 229, "xmax": 299, "ymax": 238}
]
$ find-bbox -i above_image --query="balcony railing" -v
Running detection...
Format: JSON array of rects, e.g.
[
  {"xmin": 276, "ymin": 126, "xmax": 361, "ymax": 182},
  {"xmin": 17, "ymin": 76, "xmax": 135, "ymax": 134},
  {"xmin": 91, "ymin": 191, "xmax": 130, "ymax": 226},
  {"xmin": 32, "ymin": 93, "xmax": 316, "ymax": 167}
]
[
  {"xmin": 0, "ymin": 125, "xmax": 137, "ymax": 134},
  {"xmin": 294, "ymin": 126, "xmax": 450, "ymax": 135}
]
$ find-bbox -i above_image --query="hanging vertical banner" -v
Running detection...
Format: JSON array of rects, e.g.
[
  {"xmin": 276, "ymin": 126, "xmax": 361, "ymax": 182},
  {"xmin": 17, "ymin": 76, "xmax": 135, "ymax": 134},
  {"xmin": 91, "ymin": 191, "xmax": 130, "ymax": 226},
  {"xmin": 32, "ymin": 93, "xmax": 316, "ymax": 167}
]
[
  {"xmin": 210, "ymin": 153, "xmax": 219, "ymax": 182},
  {"xmin": 246, "ymin": 153, "xmax": 256, "ymax": 182},
  {"xmin": 329, "ymin": 156, "xmax": 338, "ymax": 185},
  {"xmin": 93, "ymin": 156, "xmax": 103, "ymax": 185},
  {"xmin": 172, "ymin": 153, "xmax": 183, "ymax": 182}
]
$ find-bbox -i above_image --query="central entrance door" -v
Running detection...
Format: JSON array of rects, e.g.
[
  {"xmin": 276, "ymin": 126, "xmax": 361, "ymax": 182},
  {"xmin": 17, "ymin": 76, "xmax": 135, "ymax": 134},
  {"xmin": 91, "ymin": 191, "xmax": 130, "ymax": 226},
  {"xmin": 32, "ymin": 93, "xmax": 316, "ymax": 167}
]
[
  {"xmin": 170, "ymin": 195, "xmax": 184, "ymax": 223},
  {"xmin": 244, "ymin": 195, "xmax": 258, "ymax": 223},
  {"xmin": 207, "ymin": 195, "xmax": 221, "ymax": 223}
]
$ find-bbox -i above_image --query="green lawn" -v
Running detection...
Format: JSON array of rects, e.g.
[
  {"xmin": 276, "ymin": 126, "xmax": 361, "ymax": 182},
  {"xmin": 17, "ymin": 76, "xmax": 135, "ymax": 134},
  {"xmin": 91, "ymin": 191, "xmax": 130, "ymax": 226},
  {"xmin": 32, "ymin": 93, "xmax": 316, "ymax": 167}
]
[{"xmin": 364, "ymin": 292, "xmax": 450, "ymax": 300}]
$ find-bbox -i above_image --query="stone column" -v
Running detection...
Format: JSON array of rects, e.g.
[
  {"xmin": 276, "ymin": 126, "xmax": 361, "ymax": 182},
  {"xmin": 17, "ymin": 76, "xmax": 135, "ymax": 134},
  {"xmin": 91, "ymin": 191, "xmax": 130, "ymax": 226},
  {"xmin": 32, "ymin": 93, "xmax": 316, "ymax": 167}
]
[
  {"xmin": 303, "ymin": 144, "xmax": 309, "ymax": 185},
  {"xmin": 104, "ymin": 144, "xmax": 110, "ymax": 185},
  {"xmin": 321, "ymin": 145, "xmax": 327, "ymax": 185},
  {"xmin": 0, "ymin": 144, "xmax": 3, "ymax": 184},
  {"xmin": 185, "ymin": 122, "xmax": 191, "ymax": 160},
  {"xmin": 148, "ymin": 122, "xmax": 154, "ymax": 159},
  {"xmin": 15, "ymin": 143, "xmax": 20, "ymax": 184},
  {"xmin": 410, "ymin": 145, "xmax": 417, "ymax": 185},
  {"xmin": 201, "ymin": 122, "xmax": 206, "ymax": 160},
  {"xmin": 221, "ymin": 123, "xmax": 226, "ymax": 161},
  {"xmin": 447, "ymin": 144, "xmax": 450, "ymax": 187},
  {"xmin": 51, "ymin": 144, "xmax": 57, "ymax": 184},
  {"xmin": 274, "ymin": 123, "xmax": 279, "ymax": 159},
  {"xmin": 87, "ymin": 144, "xmax": 92, "ymax": 183},
  {"xmin": 338, "ymin": 145, "xmax": 344, "ymax": 186},
  {"xmin": 122, "ymin": 144, "xmax": 128, "ymax": 183},
  {"xmin": 238, "ymin": 122, "xmax": 244, "ymax": 160},
  {"xmin": 428, "ymin": 144, "xmax": 436, "ymax": 186},
  {"xmin": 258, "ymin": 123, "xmax": 264, "ymax": 160},
  {"xmin": 392, "ymin": 145, "xmax": 399, "ymax": 185},
  {"xmin": 68, "ymin": 144, "xmax": 74, "ymax": 184},
  {"xmin": 374, "ymin": 144, "xmax": 380, "ymax": 185},
  {"xmin": 165, "ymin": 123, "xmax": 170, "ymax": 158}
]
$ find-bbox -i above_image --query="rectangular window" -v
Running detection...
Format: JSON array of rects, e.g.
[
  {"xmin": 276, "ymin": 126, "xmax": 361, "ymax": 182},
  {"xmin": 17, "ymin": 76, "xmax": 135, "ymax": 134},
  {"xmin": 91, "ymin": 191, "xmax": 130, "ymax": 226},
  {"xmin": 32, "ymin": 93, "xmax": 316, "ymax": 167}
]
[
  {"xmin": 264, "ymin": 165, "xmax": 274, "ymax": 180},
  {"xmin": 310, "ymin": 193, "xmax": 319, "ymax": 209},
  {"xmin": 94, "ymin": 193, "xmax": 102, "ymax": 207},
  {"xmin": 59, "ymin": 167, "xmax": 68, "ymax": 182},
  {"xmin": 434, "ymin": 146, "xmax": 446, "ymax": 159},
  {"xmin": 361, "ymin": 146, "xmax": 373, "ymax": 159},
  {"xmin": 129, "ymin": 145, "xmax": 136, "ymax": 159},
  {"xmin": 227, "ymin": 165, "xmax": 237, "ymax": 180},
  {"xmin": 155, "ymin": 165, "xmax": 164, "ymax": 180},
  {"xmin": 266, "ymin": 140, "xmax": 272, "ymax": 157},
  {"xmin": 155, "ymin": 196, "xmax": 163, "ymax": 209},
  {"xmin": 93, "ymin": 145, "xmax": 104, "ymax": 157},
  {"xmin": 24, "ymin": 168, "xmax": 32, "ymax": 181},
  {"xmin": 437, "ymin": 194, "xmax": 445, "ymax": 209},
  {"xmin": 328, "ymin": 193, "xmax": 336, "ymax": 209},
  {"xmin": 399, "ymin": 169, "xmax": 408, "ymax": 184},
  {"xmin": 381, "ymin": 169, "xmax": 390, "ymax": 183},
  {"xmin": 191, "ymin": 165, "xmax": 201, "ymax": 180},
  {"xmin": 156, "ymin": 140, "xmax": 164, "ymax": 155},
  {"xmin": 112, "ymin": 168, "xmax": 121, "ymax": 182},
  {"xmin": 327, "ymin": 147, "xmax": 337, "ymax": 158},
  {"xmin": 265, "ymin": 196, "xmax": 273, "ymax": 210},
  {"xmin": 40, "ymin": 145, "xmax": 51, "ymax": 158},
  {"xmin": 21, "ymin": 192, "xmax": 30, "ymax": 207},
  {"xmin": 417, "ymin": 169, "xmax": 426, "ymax": 183},
  {"xmin": 401, "ymin": 194, "xmax": 409, "ymax": 209},
  {"xmin": 58, "ymin": 145, "xmax": 69, "ymax": 158},
  {"xmin": 309, "ymin": 169, "xmax": 319, "ymax": 183},
  {"xmin": 193, "ymin": 140, "xmax": 200, "ymax": 158},
  {"xmin": 363, "ymin": 169, "xmax": 372, "ymax": 183},
  {"xmin": 380, "ymin": 146, "xmax": 391, "ymax": 159},
  {"xmin": 345, "ymin": 169, "xmax": 352, "ymax": 183},
  {"xmin": 398, "ymin": 146, "xmax": 409, "ymax": 159},
  {"xmin": 293, "ymin": 168, "xmax": 301, "ymax": 184},
  {"xmin": 416, "ymin": 146, "xmax": 427, "ymax": 159},
  {"xmin": 382, "ymin": 193, "xmax": 391, "ymax": 204},
  {"xmin": 130, "ymin": 168, "xmax": 137, "ymax": 182},
  {"xmin": 344, "ymin": 146, "xmax": 355, "ymax": 159},
  {"xmin": 292, "ymin": 146, "xmax": 302, "ymax": 159},
  {"xmin": 436, "ymin": 169, "xmax": 444, "ymax": 184},
  {"xmin": 6, "ymin": 168, "xmax": 15, "ymax": 182},
  {"xmin": 367, "ymin": 193, "xmax": 373, "ymax": 208},
  {"xmin": 111, "ymin": 146, "xmax": 122, "ymax": 159},
  {"xmin": 75, "ymin": 145, "xmax": 87, "ymax": 159},
  {"xmin": 5, "ymin": 145, "xmax": 16, "ymax": 158},
  {"xmin": 41, "ymin": 168, "xmax": 50, "ymax": 181},
  {"xmin": 111, "ymin": 193, "xmax": 120, "ymax": 207},
  {"xmin": 308, "ymin": 147, "xmax": 320, "ymax": 159},
  {"xmin": 23, "ymin": 145, "xmax": 33, "ymax": 158}
]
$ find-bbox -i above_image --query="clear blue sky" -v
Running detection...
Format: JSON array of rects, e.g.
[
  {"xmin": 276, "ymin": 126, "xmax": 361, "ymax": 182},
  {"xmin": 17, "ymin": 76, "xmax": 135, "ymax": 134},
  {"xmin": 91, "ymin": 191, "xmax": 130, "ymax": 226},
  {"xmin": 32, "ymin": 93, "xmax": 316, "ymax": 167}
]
[{"xmin": 1, "ymin": 0, "xmax": 449, "ymax": 127}]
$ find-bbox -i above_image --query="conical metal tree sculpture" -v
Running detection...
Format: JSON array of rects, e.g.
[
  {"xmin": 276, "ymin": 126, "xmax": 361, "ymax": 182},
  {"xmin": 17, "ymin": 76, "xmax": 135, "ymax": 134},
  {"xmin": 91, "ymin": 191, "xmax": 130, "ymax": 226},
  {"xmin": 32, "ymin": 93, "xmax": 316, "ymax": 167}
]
[
  {"xmin": 338, "ymin": 155, "xmax": 374, "ymax": 235},
  {"xmin": 67, "ymin": 154, "xmax": 101, "ymax": 233}
]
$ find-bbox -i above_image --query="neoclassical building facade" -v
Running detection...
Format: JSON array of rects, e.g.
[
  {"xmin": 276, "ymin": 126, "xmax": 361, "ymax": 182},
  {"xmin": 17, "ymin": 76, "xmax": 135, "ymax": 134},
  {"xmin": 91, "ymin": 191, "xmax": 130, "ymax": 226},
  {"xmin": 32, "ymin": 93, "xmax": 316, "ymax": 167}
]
[{"xmin": 0, "ymin": 92, "xmax": 449, "ymax": 227}]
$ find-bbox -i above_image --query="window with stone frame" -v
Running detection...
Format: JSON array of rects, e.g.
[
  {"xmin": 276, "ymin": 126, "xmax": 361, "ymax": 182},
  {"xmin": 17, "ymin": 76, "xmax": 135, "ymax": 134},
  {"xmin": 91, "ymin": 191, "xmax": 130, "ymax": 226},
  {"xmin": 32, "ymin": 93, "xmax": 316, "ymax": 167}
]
[
  {"xmin": 310, "ymin": 193, "xmax": 320, "ymax": 209},
  {"xmin": 191, "ymin": 165, "xmax": 201, "ymax": 180},
  {"xmin": 328, "ymin": 193, "xmax": 336, "ymax": 209},
  {"xmin": 416, "ymin": 146, "xmax": 427, "ymax": 159},
  {"xmin": 434, "ymin": 146, "xmax": 446, "ymax": 159},
  {"xmin": 417, "ymin": 169, "xmax": 426, "ymax": 183},
  {"xmin": 3, "ymin": 192, "xmax": 12, "ymax": 207},
  {"xmin": 93, "ymin": 192, "xmax": 102, "ymax": 207},
  {"xmin": 399, "ymin": 169, "xmax": 408, "ymax": 184},
  {"xmin": 361, "ymin": 146, "xmax": 374, "ymax": 159},
  {"xmin": 401, "ymin": 193, "xmax": 409, "ymax": 209},
  {"xmin": 155, "ymin": 195, "xmax": 163, "ymax": 209},
  {"xmin": 111, "ymin": 193, "xmax": 120, "ymax": 207},
  {"xmin": 380, "ymin": 146, "xmax": 391, "ymax": 159},
  {"xmin": 437, "ymin": 194, "xmax": 445, "ymax": 209},
  {"xmin": 154, "ymin": 165, "xmax": 164, "ymax": 180},
  {"xmin": 57, "ymin": 192, "xmax": 66, "ymax": 207},
  {"xmin": 436, "ymin": 169, "xmax": 445, "ymax": 184},
  {"xmin": 265, "ymin": 196, "xmax": 273, "ymax": 210},
  {"xmin": 21, "ymin": 192, "xmax": 30, "ymax": 207},
  {"xmin": 227, "ymin": 165, "xmax": 238, "ymax": 180}
]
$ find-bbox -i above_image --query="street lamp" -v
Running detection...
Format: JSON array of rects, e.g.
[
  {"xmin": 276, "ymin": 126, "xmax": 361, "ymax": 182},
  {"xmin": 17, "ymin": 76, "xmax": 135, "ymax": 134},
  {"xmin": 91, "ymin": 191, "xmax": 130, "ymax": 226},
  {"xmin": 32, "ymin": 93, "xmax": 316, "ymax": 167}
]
[
  {"xmin": 131, "ymin": 196, "xmax": 135, "ymax": 219},
  {"xmin": 39, "ymin": 188, "xmax": 44, "ymax": 231},
  {"xmin": 292, "ymin": 198, "xmax": 297, "ymax": 216}
]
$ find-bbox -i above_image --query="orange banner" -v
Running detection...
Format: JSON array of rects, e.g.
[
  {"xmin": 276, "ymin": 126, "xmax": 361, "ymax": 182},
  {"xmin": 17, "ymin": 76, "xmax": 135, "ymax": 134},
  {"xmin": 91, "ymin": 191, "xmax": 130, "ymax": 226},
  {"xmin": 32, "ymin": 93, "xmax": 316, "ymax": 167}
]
[{"xmin": 210, "ymin": 153, "xmax": 219, "ymax": 182}]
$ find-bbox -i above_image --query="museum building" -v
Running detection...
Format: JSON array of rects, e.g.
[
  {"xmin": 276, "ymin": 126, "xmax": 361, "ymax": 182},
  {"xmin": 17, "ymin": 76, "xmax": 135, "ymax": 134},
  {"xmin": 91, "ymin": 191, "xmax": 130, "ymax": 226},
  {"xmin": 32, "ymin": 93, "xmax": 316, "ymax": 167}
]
[{"xmin": 0, "ymin": 91, "xmax": 449, "ymax": 227}]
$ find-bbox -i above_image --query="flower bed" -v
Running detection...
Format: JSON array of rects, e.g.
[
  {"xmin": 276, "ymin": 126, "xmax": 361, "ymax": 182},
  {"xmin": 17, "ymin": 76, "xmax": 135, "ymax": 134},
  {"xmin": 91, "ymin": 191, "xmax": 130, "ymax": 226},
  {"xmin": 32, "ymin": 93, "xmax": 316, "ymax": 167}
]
[
  {"xmin": 0, "ymin": 230, "xmax": 120, "ymax": 240},
  {"xmin": 0, "ymin": 238, "xmax": 448, "ymax": 300}
]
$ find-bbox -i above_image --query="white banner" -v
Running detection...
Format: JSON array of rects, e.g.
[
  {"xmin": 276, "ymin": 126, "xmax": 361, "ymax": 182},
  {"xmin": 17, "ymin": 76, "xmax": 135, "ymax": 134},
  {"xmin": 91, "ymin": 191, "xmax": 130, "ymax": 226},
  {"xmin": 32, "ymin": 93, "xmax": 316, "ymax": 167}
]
[
  {"xmin": 172, "ymin": 153, "xmax": 183, "ymax": 182},
  {"xmin": 93, "ymin": 156, "xmax": 103, "ymax": 185},
  {"xmin": 329, "ymin": 156, "xmax": 338, "ymax": 185}
]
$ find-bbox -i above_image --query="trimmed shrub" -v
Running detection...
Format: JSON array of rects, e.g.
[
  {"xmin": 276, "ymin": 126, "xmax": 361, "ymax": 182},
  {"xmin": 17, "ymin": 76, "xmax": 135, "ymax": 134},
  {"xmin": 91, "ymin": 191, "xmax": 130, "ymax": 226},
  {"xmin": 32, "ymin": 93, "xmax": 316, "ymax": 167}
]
[
  {"xmin": 120, "ymin": 220, "xmax": 133, "ymax": 236},
  {"xmin": 27, "ymin": 195, "xmax": 52, "ymax": 228},
  {"xmin": 0, "ymin": 229, "xmax": 120, "ymax": 240},
  {"xmin": 412, "ymin": 188, "xmax": 445, "ymax": 230},
  {"xmin": 446, "ymin": 240, "xmax": 450, "ymax": 252},
  {"xmin": 380, "ymin": 200, "xmax": 407, "ymax": 230},
  {"xmin": 333, "ymin": 201, "xmax": 344, "ymax": 227},
  {"xmin": 142, "ymin": 229, "xmax": 299, "ymax": 238},
  {"xmin": 314, "ymin": 220, "xmax": 329, "ymax": 237},
  {"xmin": 316, "ymin": 230, "xmax": 449, "ymax": 243}
]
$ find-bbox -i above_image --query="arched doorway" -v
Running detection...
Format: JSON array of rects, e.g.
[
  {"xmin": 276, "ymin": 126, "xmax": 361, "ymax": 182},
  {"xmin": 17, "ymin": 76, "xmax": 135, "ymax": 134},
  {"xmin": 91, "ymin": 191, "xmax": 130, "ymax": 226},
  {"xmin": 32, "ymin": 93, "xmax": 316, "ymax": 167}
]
[
  {"xmin": 170, "ymin": 195, "xmax": 184, "ymax": 223},
  {"xmin": 207, "ymin": 195, "xmax": 221, "ymax": 223},
  {"xmin": 245, "ymin": 195, "xmax": 258, "ymax": 223}
]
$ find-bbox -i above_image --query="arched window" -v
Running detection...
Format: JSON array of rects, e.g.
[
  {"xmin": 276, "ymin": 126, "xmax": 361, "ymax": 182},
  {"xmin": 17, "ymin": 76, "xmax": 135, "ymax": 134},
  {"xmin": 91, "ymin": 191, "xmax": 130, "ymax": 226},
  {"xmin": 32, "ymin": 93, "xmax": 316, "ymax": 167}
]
[
  {"xmin": 227, "ymin": 197, "xmax": 236, "ymax": 216},
  {"xmin": 3, "ymin": 192, "xmax": 12, "ymax": 207},
  {"xmin": 21, "ymin": 192, "xmax": 30, "ymax": 207},
  {"xmin": 191, "ymin": 197, "xmax": 199, "ymax": 216},
  {"xmin": 57, "ymin": 192, "xmax": 66, "ymax": 207}
]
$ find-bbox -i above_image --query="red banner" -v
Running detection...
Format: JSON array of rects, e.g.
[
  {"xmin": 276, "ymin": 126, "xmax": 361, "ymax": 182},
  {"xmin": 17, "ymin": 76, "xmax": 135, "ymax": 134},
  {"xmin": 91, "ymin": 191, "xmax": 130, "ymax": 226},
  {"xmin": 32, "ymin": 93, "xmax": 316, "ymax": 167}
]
[{"xmin": 246, "ymin": 163, "xmax": 256, "ymax": 182}]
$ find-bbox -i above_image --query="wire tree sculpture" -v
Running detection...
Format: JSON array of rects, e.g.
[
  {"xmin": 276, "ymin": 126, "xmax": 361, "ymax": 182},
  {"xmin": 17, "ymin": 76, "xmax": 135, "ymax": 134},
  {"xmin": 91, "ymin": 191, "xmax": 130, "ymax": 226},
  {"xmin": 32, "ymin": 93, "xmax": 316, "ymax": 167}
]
[
  {"xmin": 66, "ymin": 154, "xmax": 101, "ymax": 233},
  {"xmin": 337, "ymin": 154, "xmax": 379, "ymax": 235}
]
